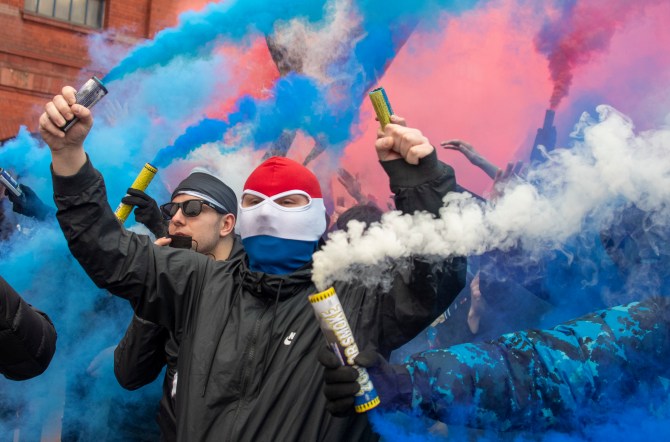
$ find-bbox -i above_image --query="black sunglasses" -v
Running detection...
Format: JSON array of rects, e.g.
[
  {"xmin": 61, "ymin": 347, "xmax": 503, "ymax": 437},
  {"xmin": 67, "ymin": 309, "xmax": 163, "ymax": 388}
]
[{"xmin": 160, "ymin": 199, "xmax": 224, "ymax": 220}]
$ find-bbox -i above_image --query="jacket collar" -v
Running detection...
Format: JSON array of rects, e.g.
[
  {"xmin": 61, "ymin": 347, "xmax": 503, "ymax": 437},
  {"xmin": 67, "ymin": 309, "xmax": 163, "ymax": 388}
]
[{"xmin": 241, "ymin": 259, "xmax": 314, "ymax": 301}]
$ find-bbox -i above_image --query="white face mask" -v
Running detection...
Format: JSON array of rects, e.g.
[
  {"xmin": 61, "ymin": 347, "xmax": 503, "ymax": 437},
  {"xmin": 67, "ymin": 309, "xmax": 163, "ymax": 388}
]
[{"xmin": 237, "ymin": 190, "xmax": 326, "ymax": 242}]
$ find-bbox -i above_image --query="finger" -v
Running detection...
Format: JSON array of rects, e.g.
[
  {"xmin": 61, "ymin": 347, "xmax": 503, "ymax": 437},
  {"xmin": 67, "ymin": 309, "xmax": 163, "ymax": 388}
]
[
  {"xmin": 72, "ymin": 104, "xmax": 92, "ymax": 126},
  {"xmin": 323, "ymin": 382, "xmax": 361, "ymax": 400},
  {"xmin": 374, "ymin": 136, "xmax": 394, "ymax": 153},
  {"xmin": 323, "ymin": 366, "xmax": 359, "ymax": 384},
  {"xmin": 376, "ymin": 127, "xmax": 385, "ymax": 139},
  {"xmin": 353, "ymin": 349, "xmax": 379, "ymax": 368},
  {"xmin": 39, "ymin": 112, "xmax": 65, "ymax": 138},
  {"xmin": 52, "ymin": 94, "xmax": 74, "ymax": 121},
  {"xmin": 62, "ymin": 86, "xmax": 77, "ymax": 105},
  {"xmin": 126, "ymin": 188, "xmax": 150, "ymax": 199},
  {"xmin": 318, "ymin": 346, "xmax": 344, "ymax": 369},
  {"xmin": 45, "ymin": 100, "xmax": 68, "ymax": 128},
  {"xmin": 154, "ymin": 237, "xmax": 171, "ymax": 247},
  {"xmin": 404, "ymin": 144, "xmax": 434, "ymax": 165},
  {"xmin": 120, "ymin": 196, "xmax": 147, "ymax": 207},
  {"xmin": 389, "ymin": 114, "xmax": 406, "ymax": 126},
  {"xmin": 440, "ymin": 138, "xmax": 463, "ymax": 147}
]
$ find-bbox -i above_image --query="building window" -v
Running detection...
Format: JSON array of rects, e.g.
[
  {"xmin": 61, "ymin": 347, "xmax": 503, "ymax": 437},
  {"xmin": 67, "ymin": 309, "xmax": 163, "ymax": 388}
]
[{"xmin": 24, "ymin": 0, "xmax": 104, "ymax": 28}]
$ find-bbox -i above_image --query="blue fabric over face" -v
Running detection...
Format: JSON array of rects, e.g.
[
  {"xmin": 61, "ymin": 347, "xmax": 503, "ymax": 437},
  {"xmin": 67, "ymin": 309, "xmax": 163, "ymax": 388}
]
[{"xmin": 242, "ymin": 235, "xmax": 318, "ymax": 275}]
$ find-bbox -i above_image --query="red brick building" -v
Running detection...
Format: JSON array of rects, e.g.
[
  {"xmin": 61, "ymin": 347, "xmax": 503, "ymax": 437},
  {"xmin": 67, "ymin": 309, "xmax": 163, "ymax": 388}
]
[{"xmin": 0, "ymin": 0, "xmax": 191, "ymax": 141}]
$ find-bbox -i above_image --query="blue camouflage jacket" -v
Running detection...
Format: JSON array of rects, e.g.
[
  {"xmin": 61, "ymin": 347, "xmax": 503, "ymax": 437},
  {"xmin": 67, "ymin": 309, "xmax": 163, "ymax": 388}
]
[{"xmin": 402, "ymin": 296, "xmax": 670, "ymax": 432}]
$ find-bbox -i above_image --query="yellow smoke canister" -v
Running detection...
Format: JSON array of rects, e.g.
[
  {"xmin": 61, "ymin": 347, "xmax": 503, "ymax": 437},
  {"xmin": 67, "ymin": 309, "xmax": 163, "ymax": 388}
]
[{"xmin": 115, "ymin": 163, "xmax": 158, "ymax": 223}]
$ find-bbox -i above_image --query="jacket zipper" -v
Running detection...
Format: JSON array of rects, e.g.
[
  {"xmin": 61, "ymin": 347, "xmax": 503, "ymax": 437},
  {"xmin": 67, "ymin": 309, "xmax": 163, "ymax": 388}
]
[{"xmin": 227, "ymin": 304, "xmax": 269, "ymax": 442}]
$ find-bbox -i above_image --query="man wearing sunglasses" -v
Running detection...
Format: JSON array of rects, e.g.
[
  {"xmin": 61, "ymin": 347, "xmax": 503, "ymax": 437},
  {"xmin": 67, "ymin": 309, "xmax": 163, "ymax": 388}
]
[
  {"xmin": 41, "ymin": 86, "xmax": 466, "ymax": 441},
  {"xmin": 114, "ymin": 170, "xmax": 241, "ymax": 442}
]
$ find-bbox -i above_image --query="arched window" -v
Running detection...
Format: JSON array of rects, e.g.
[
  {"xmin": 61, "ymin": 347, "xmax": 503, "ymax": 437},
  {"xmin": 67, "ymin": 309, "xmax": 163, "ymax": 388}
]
[{"xmin": 24, "ymin": 0, "xmax": 105, "ymax": 29}]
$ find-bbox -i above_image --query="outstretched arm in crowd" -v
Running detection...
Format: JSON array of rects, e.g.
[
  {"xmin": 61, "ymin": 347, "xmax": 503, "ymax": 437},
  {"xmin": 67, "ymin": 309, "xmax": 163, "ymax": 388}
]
[
  {"xmin": 321, "ymin": 296, "xmax": 670, "ymax": 431},
  {"xmin": 440, "ymin": 139, "xmax": 500, "ymax": 179},
  {"xmin": 5, "ymin": 183, "xmax": 54, "ymax": 221}
]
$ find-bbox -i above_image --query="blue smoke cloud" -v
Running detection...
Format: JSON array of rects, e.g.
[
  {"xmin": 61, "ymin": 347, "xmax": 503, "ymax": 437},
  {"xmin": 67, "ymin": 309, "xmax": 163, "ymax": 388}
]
[
  {"xmin": 102, "ymin": 0, "xmax": 482, "ymax": 166},
  {"xmin": 3, "ymin": 0, "xmax": 666, "ymax": 439},
  {"xmin": 104, "ymin": 0, "xmax": 329, "ymax": 82}
]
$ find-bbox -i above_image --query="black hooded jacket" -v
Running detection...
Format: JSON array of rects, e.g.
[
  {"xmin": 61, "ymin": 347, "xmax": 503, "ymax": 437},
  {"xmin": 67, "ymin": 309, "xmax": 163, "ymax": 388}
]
[
  {"xmin": 53, "ymin": 150, "xmax": 466, "ymax": 441},
  {"xmin": 114, "ymin": 236, "xmax": 246, "ymax": 442},
  {"xmin": 0, "ymin": 276, "xmax": 57, "ymax": 380}
]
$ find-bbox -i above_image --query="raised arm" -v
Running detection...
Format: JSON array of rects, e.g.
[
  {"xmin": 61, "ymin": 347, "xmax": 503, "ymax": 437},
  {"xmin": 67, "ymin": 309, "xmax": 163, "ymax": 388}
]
[
  {"xmin": 440, "ymin": 139, "xmax": 500, "ymax": 180},
  {"xmin": 0, "ymin": 276, "xmax": 57, "ymax": 380},
  {"xmin": 372, "ymin": 120, "xmax": 467, "ymax": 351},
  {"xmin": 39, "ymin": 86, "xmax": 210, "ymax": 331}
]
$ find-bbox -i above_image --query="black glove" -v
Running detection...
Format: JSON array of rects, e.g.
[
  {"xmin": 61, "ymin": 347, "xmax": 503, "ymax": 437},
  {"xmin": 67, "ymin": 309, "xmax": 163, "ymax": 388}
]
[
  {"xmin": 121, "ymin": 188, "xmax": 167, "ymax": 237},
  {"xmin": 6, "ymin": 184, "xmax": 52, "ymax": 221},
  {"xmin": 319, "ymin": 346, "xmax": 361, "ymax": 417},
  {"xmin": 318, "ymin": 346, "xmax": 413, "ymax": 417}
]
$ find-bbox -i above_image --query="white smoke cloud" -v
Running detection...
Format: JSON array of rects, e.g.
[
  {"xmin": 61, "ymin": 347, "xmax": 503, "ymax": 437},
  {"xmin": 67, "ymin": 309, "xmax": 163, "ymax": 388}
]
[{"xmin": 312, "ymin": 105, "xmax": 670, "ymax": 291}]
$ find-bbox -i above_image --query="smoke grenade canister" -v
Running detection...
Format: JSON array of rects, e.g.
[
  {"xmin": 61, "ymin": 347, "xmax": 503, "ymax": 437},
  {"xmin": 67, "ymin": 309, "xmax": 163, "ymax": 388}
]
[
  {"xmin": 369, "ymin": 87, "xmax": 394, "ymax": 129},
  {"xmin": 62, "ymin": 76, "xmax": 108, "ymax": 132},
  {"xmin": 115, "ymin": 163, "xmax": 158, "ymax": 223},
  {"xmin": 309, "ymin": 287, "xmax": 380, "ymax": 413},
  {"xmin": 0, "ymin": 168, "xmax": 22, "ymax": 197}
]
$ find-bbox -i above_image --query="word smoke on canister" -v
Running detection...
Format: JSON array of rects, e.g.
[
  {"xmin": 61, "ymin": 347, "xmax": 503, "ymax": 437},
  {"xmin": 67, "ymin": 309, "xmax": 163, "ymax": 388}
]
[
  {"xmin": 115, "ymin": 163, "xmax": 158, "ymax": 223},
  {"xmin": 309, "ymin": 287, "xmax": 380, "ymax": 413},
  {"xmin": 62, "ymin": 76, "xmax": 108, "ymax": 132},
  {"xmin": 0, "ymin": 167, "xmax": 22, "ymax": 197},
  {"xmin": 368, "ymin": 87, "xmax": 394, "ymax": 129}
]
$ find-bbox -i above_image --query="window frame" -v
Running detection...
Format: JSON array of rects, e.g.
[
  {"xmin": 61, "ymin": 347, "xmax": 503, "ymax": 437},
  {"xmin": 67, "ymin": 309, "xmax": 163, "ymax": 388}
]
[{"xmin": 23, "ymin": 0, "xmax": 105, "ymax": 29}]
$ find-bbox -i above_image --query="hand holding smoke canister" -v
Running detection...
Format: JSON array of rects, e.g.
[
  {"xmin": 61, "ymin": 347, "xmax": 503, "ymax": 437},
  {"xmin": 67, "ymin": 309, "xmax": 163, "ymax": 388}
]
[
  {"xmin": 62, "ymin": 77, "xmax": 108, "ymax": 132},
  {"xmin": 0, "ymin": 168, "xmax": 22, "ymax": 198},
  {"xmin": 115, "ymin": 163, "xmax": 159, "ymax": 223},
  {"xmin": 309, "ymin": 287, "xmax": 380, "ymax": 413},
  {"xmin": 369, "ymin": 87, "xmax": 394, "ymax": 129}
]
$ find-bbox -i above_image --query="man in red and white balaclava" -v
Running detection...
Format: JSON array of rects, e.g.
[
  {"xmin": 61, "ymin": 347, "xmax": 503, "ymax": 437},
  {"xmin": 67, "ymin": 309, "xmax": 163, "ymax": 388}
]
[{"xmin": 237, "ymin": 157, "xmax": 327, "ymax": 274}]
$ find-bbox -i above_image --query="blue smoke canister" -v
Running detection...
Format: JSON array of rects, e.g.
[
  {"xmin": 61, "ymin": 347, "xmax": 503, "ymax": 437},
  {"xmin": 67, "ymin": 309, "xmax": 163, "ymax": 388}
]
[
  {"xmin": 62, "ymin": 76, "xmax": 108, "ymax": 132},
  {"xmin": 309, "ymin": 287, "xmax": 380, "ymax": 413},
  {"xmin": 0, "ymin": 167, "xmax": 22, "ymax": 197}
]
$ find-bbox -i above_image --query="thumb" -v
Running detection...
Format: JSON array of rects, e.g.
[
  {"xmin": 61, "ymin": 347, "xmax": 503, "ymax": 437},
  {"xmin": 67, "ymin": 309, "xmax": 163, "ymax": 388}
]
[
  {"xmin": 72, "ymin": 104, "xmax": 93, "ymax": 125},
  {"xmin": 353, "ymin": 348, "xmax": 381, "ymax": 368}
]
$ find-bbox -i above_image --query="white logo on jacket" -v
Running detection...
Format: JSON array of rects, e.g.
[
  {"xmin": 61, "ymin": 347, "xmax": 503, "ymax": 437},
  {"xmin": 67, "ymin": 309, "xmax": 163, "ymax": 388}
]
[{"xmin": 283, "ymin": 332, "xmax": 297, "ymax": 346}]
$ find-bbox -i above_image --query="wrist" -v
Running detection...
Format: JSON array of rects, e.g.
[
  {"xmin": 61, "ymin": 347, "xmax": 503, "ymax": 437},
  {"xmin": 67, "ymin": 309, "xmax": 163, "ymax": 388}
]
[{"xmin": 51, "ymin": 147, "xmax": 86, "ymax": 177}]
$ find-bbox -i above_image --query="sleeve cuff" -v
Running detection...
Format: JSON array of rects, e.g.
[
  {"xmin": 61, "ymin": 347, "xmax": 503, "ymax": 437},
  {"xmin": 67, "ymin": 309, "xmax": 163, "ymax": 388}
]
[
  {"xmin": 380, "ymin": 149, "xmax": 443, "ymax": 188},
  {"xmin": 51, "ymin": 155, "xmax": 99, "ymax": 196}
]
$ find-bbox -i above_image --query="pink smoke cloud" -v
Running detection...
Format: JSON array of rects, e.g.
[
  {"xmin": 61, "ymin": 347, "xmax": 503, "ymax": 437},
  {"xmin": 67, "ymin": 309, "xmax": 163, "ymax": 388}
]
[{"xmin": 535, "ymin": 0, "xmax": 664, "ymax": 110}]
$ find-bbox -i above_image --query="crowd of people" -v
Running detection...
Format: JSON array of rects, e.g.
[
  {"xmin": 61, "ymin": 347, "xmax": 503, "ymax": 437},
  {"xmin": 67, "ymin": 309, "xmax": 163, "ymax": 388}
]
[{"xmin": 0, "ymin": 76, "xmax": 667, "ymax": 441}]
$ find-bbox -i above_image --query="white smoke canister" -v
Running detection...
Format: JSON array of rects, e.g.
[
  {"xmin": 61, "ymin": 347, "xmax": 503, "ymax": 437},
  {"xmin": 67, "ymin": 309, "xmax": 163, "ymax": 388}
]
[{"xmin": 309, "ymin": 287, "xmax": 380, "ymax": 413}]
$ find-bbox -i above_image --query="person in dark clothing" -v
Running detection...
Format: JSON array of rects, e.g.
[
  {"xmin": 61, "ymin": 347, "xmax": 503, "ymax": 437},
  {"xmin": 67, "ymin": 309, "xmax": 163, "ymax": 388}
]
[
  {"xmin": 39, "ymin": 85, "xmax": 465, "ymax": 441},
  {"xmin": 0, "ymin": 275, "xmax": 57, "ymax": 380},
  {"xmin": 335, "ymin": 203, "xmax": 383, "ymax": 232},
  {"xmin": 319, "ymin": 296, "xmax": 670, "ymax": 433},
  {"xmin": 114, "ymin": 170, "xmax": 241, "ymax": 441}
]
